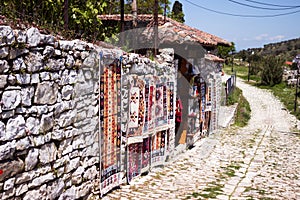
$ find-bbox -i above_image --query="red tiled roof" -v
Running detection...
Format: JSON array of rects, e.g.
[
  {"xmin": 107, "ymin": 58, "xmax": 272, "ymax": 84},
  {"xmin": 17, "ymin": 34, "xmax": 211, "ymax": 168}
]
[
  {"xmin": 98, "ymin": 14, "xmax": 231, "ymax": 47},
  {"xmin": 205, "ymin": 54, "xmax": 225, "ymax": 62}
]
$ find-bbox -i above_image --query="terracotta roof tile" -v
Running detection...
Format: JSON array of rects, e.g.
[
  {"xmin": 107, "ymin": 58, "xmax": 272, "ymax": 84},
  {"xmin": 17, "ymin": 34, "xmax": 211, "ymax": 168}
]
[
  {"xmin": 98, "ymin": 14, "xmax": 231, "ymax": 47},
  {"xmin": 205, "ymin": 54, "xmax": 225, "ymax": 62}
]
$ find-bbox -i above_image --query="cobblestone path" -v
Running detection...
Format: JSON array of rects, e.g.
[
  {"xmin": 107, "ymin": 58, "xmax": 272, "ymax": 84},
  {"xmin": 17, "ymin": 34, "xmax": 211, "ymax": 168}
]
[{"xmin": 101, "ymin": 79, "xmax": 300, "ymax": 200}]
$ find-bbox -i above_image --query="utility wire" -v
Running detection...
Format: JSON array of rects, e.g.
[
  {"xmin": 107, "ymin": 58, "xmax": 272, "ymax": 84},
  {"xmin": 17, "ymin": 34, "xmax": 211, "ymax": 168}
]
[
  {"xmin": 183, "ymin": 0, "xmax": 300, "ymax": 17},
  {"xmin": 229, "ymin": 0, "xmax": 300, "ymax": 10},
  {"xmin": 244, "ymin": 0, "xmax": 300, "ymax": 8}
]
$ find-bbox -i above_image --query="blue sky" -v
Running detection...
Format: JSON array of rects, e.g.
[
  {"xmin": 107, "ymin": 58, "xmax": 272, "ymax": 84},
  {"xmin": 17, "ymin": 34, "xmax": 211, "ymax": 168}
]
[{"xmin": 169, "ymin": 0, "xmax": 300, "ymax": 51}]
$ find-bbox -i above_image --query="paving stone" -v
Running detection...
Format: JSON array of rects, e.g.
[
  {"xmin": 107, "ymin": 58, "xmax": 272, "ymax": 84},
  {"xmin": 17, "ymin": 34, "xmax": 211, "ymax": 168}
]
[{"xmin": 99, "ymin": 78, "xmax": 300, "ymax": 199}]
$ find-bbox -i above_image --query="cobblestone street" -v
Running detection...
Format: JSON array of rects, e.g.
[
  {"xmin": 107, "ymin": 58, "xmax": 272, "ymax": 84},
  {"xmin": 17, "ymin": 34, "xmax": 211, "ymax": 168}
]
[{"xmin": 101, "ymin": 79, "xmax": 300, "ymax": 200}]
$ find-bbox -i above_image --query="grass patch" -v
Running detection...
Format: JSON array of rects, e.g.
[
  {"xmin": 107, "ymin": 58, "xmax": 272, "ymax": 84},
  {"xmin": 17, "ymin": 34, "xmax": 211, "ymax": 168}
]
[
  {"xmin": 220, "ymin": 161, "xmax": 241, "ymax": 178},
  {"xmin": 224, "ymin": 168, "xmax": 235, "ymax": 177},
  {"xmin": 200, "ymin": 183, "xmax": 224, "ymax": 198},
  {"xmin": 248, "ymin": 138, "xmax": 255, "ymax": 144},
  {"xmin": 154, "ymin": 173, "xmax": 162, "ymax": 180},
  {"xmin": 228, "ymin": 163, "xmax": 241, "ymax": 170},
  {"xmin": 186, "ymin": 182, "xmax": 224, "ymax": 199},
  {"xmin": 235, "ymin": 92, "xmax": 251, "ymax": 127},
  {"xmin": 227, "ymin": 87, "xmax": 251, "ymax": 127},
  {"xmin": 224, "ymin": 64, "xmax": 261, "ymax": 83},
  {"xmin": 227, "ymin": 84, "xmax": 242, "ymax": 106},
  {"xmin": 258, "ymin": 189, "xmax": 266, "ymax": 195}
]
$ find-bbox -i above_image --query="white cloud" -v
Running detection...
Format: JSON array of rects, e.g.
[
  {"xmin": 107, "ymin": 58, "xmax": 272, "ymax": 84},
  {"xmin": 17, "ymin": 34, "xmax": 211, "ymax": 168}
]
[
  {"xmin": 252, "ymin": 34, "xmax": 285, "ymax": 42},
  {"xmin": 254, "ymin": 34, "xmax": 268, "ymax": 41},
  {"xmin": 269, "ymin": 35, "xmax": 285, "ymax": 41}
]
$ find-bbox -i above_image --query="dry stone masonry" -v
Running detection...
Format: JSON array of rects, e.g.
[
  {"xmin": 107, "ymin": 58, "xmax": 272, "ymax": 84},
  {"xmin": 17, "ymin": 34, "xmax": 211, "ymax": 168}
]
[
  {"xmin": 0, "ymin": 24, "xmax": 224, "ymax": 199},
  {"xmin": 0, "ymin": 25, "xmax": 180, "ymax": 199},
  {"xmin": 0, "ymin": 25, "xmax": 116, "ymax": 199}
]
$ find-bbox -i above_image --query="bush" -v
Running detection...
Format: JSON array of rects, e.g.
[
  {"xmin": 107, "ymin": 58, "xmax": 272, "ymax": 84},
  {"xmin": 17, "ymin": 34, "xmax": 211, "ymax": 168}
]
[{"xmin": 261, "ymin": 56, "xmax": 284, "ymax": 86}]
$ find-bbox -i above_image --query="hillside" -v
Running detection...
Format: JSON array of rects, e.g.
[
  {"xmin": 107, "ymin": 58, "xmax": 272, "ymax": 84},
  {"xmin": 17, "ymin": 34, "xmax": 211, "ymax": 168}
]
[{"xmin": 238, "ymin": 38, "xmax": 300, "ymax": 61}]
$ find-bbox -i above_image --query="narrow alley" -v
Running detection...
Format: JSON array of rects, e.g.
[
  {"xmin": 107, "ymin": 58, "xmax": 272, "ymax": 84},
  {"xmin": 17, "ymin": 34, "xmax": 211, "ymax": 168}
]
[{"xmin": 101, "ymin": 78, "xmax": 300, "ymax": 200}]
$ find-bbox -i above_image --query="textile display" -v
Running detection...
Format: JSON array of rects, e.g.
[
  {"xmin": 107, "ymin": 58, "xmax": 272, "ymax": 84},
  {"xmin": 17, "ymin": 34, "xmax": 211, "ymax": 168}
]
[
  {"xmin": 127, "ymin": 143, "xmax": 142, "ymax": 182},
  {"xmin": 123, "ymin": 72, "xmax": 175, "ymax": 182},
  {"xmin": 200, "ymin": 80, "xmax": 206, "ymax": 124},
  {"xmin": 141, "ymin": 137, "xmax": 151, "ymax": 173},
  {"xmin": 151, "ymin": 130, "xmax": 166, "ymax": 167},
  {"xmin": 155, "ymin": 84, "xmax": 167, "ymax": 127},
  {"xmin": 148, "ymin": 85, "xmax": 156, "ymax": 130},
  {"xmin": 100, "ymin": 60, "xmax": 122, "ymax": 196},
  {"xmin": 128, "ymin": 77, "xmax": 145, "ymax": 137},
  {"xmin": 166, "ymin": 129, "xmax": 170, "ymax": 152},
  {"xmin": 143, "ymin": 83, "xmax": 156, "ymax": 133},
  {"xmin": 167, "ymin": 82, "xmax": 175, "ymax": 121},
  {"xmin": 144, "ymin": 83, "xmax": 150, "ymax": 133},
  {"xmin": 121, "ymin": 83, "xmax": 129, "ymax": 137}
]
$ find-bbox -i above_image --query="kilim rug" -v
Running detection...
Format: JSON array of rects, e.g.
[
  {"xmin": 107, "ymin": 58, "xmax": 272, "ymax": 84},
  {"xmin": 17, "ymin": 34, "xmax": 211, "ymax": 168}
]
[
  {"xmin": 144, "ymin": 83, "xmax": 150, "ymax": 133},
  {"xmin": 151, "ymin": 130, "xmax": 166, "ymax": 167},
  {"xmin": 128, "ymin": 77, "xmax": 145, "ymax": 137},
  {"xmin": 141, "ymin": 137, "xmax": 151, "ymax": 173},
  {"xmin": 200, "ymin": 80, "xmax": 206, "ymax": 125},
  {"xmin": 167, "ymin": 82, "xmax": 175, "ymax": 121},
  {"xmin": 148, "ymin": 85, "xmax": 156, "ymax": 130},
  {"xmin": 155, "ymin": 84, "xmax": 167, "ymax": 127},
  {"xmin": 100, "ymin": 59, "xmax": 122, "ymax": 196},
  {"xmin": 127, "ymin": 142, "xmax": 142, "ymax": 182},
  {"xmin": 162, "ymin": 129, "xmax": 172, "ymax": 157}
]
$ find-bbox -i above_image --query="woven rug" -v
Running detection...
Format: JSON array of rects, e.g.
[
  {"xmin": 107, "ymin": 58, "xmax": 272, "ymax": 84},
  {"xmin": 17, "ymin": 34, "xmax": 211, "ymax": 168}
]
[
  {"xmin": 127, "ymin": 142, "xmax": 142, "ymax": 182},
  {"xmin": 128, "ymin": 77, "xmax": 145, "ymax": 137},
  {"xmin": 100, "ymin": 60, "xmax": 122, "ymax": 196},
  {"xmin": 155, "ymin": 84, "xmax": 168, "ymax": 127},
  {"xmin": 151, "ymin": 130, "xmax": 166, "ymax": 167},
  {"xmin": 167, "ymin": 82, "xmax": 175, "ymax": 121},
  {"xmin": 144, "ymin": 83, "xmax": 150, "ymax": 133},
  {"xmin": 200, "ymin": 81, "xmax": 206, "ymax": 124},
  {"xmin": 148, "ymin": 85, "xmax": 155, "ymax": 130},
  {"xmin": 141, "ymin": 137, "xmax": 151, "ymax": 173}
]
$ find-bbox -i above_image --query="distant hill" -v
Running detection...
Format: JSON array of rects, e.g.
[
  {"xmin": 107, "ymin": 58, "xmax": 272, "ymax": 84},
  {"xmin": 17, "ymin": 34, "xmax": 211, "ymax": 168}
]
[{"xmin": 238, "ymin": 38, "xmax": 300, "ymax": 61}]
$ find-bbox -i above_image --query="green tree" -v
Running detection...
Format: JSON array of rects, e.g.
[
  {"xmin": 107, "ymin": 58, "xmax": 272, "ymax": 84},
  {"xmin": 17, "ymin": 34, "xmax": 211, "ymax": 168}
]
[
  {"xmin": 261, "ymin": 56, "xmax": 284, "ymax": 86},
  {"xmin": 248, "ymin": 53, "xmax": 262, "ymax": 75},
  {"xmin": 70, "ymin": 0, "xmax": 107, "ymax": 40},
  {"xmin": 170, "ymin": 0, "xmax": 185, "ymax": 23},
  {"xmin": 237, "ymin": 50, "xmax": 248, "ymax": 61},
  {"xmin": 125, "ymin": 0, "xmax": 171, "ymax": 14},
  {"xmin": 1, "ymin": 0, "xmax": 112, "ymax": 41},
  {"xmin": 217, "ymin": 42, "xmax": 236, "ymax": 59}
]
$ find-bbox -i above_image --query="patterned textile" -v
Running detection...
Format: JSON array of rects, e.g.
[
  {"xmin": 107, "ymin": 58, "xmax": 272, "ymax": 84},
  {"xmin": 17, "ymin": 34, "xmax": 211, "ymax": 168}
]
[
  {"xmin": 127, "ymin": 143, "xmax": 142, "ymax": 182},
  {"xmin": 155, "ymin": 84, "xmax": 167, "ymax": 127},
  {"xmin": 148, "ymin": 85, "xmax": 156, "ymax": 130},
  {"xmin": 167, "ymin": 127, "xmax": 176, "ymax": 159},
  {"xmin": 100, "ymin": 60, "xmax": 122, "ymax": 196},
  {"xmin": 141, "ymin": 137, "xmax": 151, "ymax": 173},
  {"xmin": 125, "ymin": 75, "xmax": 175, "ymax": 182},
  {"xmin": 128, "ymin": 78, "xmax": 145, "ymax": 137},
  {"xmin": 167, "ymin": 82, "xmax": 174, "ymax": 121},
  {"xmin": 144, "ymin": 83, "xmax": 150, "ymax": 132},
  {"xmin": 151, "ymin": 130, "xmax": 166, "ymax": 166},
  {"xmin": 200, "ymin": 80, "xmax": 206, "ymax": 123}
]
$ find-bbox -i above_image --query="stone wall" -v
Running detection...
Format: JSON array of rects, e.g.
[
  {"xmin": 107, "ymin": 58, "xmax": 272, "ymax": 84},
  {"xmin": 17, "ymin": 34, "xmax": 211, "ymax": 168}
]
[
  {"xmin": 0, "ymin": 25, "xmax": 176, "ymax": 199},
  {"xmin": 0, "ymin": 25, "xmax": 125, "ymax": 199}
]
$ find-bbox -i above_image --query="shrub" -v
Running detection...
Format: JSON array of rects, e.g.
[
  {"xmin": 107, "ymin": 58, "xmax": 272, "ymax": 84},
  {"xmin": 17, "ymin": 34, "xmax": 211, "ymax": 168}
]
[{"xmin": 261, "ymin": 56, "xmax": 284, "ymax": 86}]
